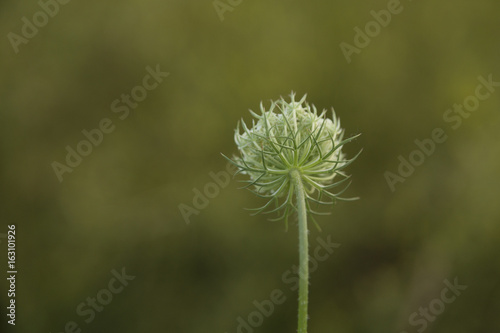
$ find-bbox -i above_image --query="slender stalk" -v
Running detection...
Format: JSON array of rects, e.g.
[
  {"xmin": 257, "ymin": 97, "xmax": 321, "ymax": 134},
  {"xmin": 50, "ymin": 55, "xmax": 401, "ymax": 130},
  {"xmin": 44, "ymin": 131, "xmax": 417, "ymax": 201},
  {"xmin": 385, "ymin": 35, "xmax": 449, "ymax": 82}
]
[{"xmin": 291, "ymin": 169, "xmax": 309, "ymax": 333}]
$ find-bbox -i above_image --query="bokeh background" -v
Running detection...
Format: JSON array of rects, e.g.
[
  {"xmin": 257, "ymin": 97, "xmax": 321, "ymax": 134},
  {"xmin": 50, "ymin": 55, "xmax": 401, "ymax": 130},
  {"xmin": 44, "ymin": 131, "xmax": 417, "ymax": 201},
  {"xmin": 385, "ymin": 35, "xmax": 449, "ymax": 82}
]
[{"xmin": 1, "ymin": 0, "xmax": 500, "ymax": 332}]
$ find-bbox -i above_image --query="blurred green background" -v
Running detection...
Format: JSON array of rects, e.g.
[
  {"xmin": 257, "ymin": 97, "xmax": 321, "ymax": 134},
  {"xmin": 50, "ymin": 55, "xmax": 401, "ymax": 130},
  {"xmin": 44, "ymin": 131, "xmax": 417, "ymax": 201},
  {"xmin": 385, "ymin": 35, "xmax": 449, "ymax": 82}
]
[{"xmin": 1, "ymin": 0, "xmax": 500, "ymax": 332}]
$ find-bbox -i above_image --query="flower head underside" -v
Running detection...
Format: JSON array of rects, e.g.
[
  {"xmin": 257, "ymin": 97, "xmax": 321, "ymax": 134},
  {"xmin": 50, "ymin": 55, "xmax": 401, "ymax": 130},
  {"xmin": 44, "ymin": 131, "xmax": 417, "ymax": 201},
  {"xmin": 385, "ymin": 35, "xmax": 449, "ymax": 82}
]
[{"xmin": 223, "ymin": 92, "xmax": 361, "ymax": 229}]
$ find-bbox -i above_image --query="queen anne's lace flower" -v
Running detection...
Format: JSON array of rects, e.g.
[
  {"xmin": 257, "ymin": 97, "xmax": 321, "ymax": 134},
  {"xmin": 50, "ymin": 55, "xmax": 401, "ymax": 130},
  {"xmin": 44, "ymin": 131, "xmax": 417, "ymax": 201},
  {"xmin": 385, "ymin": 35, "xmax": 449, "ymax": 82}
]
[{"xmin": 224, "ymin": 92, "xmax": 360, "ymax": 228}]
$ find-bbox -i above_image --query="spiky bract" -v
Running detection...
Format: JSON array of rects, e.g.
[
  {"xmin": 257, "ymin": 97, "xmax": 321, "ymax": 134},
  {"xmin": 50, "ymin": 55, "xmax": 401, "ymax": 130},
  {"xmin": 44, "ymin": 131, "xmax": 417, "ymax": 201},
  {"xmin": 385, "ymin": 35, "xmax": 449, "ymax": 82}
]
[{"xmin": 223, "ymin": 92, "xmax": 360, "ymax": 228}]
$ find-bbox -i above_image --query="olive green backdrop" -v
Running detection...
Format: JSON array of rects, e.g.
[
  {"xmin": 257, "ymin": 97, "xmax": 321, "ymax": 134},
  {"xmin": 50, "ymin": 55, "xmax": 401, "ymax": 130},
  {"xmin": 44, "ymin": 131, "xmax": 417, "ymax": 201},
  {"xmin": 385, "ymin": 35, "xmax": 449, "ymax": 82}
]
[{"xmin": 1, "ymin": 0, "xmax": 499, "ymax": 332}]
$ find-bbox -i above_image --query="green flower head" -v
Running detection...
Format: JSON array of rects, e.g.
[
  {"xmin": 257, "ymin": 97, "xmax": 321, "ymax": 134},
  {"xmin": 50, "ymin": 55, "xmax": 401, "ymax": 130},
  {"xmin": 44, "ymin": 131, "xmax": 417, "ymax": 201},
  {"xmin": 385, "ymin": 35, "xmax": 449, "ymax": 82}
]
[{"xmin": 223, "ymin": 92, "xmax": 360, "ymax": 229}]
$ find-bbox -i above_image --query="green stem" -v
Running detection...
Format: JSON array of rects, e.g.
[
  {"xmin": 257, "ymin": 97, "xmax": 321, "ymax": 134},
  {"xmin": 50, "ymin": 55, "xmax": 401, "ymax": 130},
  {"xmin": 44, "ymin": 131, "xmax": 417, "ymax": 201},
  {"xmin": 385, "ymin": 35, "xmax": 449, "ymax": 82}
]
[{"xmin": 291, "ymin": 169, "xmax": 309, "ymax": 333}]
